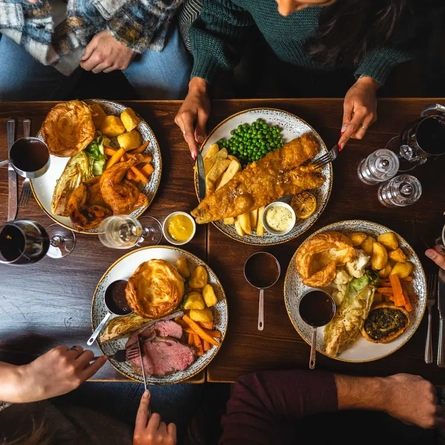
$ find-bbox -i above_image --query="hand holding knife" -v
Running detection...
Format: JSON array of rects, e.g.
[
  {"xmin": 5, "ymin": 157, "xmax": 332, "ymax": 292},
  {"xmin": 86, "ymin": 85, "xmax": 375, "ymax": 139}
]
[{"xmin": 437, "ymin": 268, "xmax": 445, "ymax": 367}]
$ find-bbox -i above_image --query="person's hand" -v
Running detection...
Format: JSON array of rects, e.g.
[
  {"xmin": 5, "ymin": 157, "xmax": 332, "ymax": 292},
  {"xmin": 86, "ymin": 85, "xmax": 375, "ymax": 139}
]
[
  {"xmin": 18, "ymin": 345, "xmax": 107, "ymax": 402},
  {"xmin": 80, "ymin": 30, "xmax": 135, "ymax": 74},
  {"xmin": 174, "ymin": 77, "xmax": 211, "ymax": 160},
  {"xmin": 426, "ymin": 245, "xmax": 445, "ymax": 270},
  {"xmin": 133, "ymin": 390, "xmax": 176, "ymax": 445},
  {"xmin": 383, "ymin": 373, "xmax": 445, "ymax": 428},
  {"xmin": 338, "ymin": 76, "xmax": 380, "ymax": 149}
]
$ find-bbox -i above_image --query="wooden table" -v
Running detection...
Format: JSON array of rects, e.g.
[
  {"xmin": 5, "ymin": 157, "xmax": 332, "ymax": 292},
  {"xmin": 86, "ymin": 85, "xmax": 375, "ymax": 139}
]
[{"xmin": 1, "ymin": 99, "xmax": 445, "ymax": 385}]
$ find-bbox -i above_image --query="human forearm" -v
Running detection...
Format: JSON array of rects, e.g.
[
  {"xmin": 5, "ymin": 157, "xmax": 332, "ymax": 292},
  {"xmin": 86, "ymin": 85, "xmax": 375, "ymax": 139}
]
[{"xmin": 0, "ymin": 362, "xmax": 25, "ymax": 403}]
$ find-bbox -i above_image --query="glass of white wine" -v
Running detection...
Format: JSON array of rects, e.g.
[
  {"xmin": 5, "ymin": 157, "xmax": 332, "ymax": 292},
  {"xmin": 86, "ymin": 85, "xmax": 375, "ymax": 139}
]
[{"xmin": 98, "ymin": 215, "xmax": 162, "ymax": 249}]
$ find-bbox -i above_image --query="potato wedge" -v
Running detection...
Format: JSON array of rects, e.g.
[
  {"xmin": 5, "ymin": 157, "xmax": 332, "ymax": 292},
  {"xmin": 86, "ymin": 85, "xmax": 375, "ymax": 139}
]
[
  {"xmin": 205, "ymin": 159, "xmax": 231, "ymax": 195},
  {"xmin": 238, "ymin": 212, "xmax": 252, "ymax": 235},
  {"xmin": 175, "ymin": 257, "xmax": 190, "ymax": 278},
  {"xmin": 120, "ymin": 108, "xmax": 141, "ymax": 132},
  {"xmin": 189, "ymin": 265, "xmax": 208, "ymax": 289},
  {"xmin": 378, "ymin": 263, "xmax": 392, "ymax": 279},
  {"xmin": 204, "ymin": 148, "xmax": 227, "ymax": 176},
  {"xmin": 377, "ymin": 232, "xmax": 399, "ymax": 250},
  {"xmin": 234, "ymin": 218, "xmax": 245, "ymax": 236},
  {"xmin": 184, "ymin": 292, "xmax": 206, "ymax": 310},
  {"xmin": 388, "ymin": 248, "xmax": 408, "ymax": 263},
  {"xmin": 100, "ymin": 115, "xmax": 126, "ymax": 137},
  {"xmin": 256, "ymin": 206, "xmax": 265, "ymax": 236},
  {"xmin": 216, "ymin": 158, "xmax": 241, "ymax": 190},
  {"xmin": 348, "ymin": 232, "xmax": 367, "ymax": 247},
  {"xmin": 189, "ymin": 308, "xmax": 214, "ymax": 323},
  {"xmin": 250, "ymin": 208, "xmax": 258, "ymax": 228},
  {"xmin": 371, "ymin": 241, "xmax": 388, "ymax": 270},
  {"xmin": 117, "ymin": 130, "xmax": 142, "ymax": 151},
  {"xmin": 202, "ymin": 284, "xmax": 218, "ymax": 307},
  {"xmin": 390, "ymin": 261, "xmax": 413, "ymax": 279},
  {"xmin": 203, "ymin": 143, "xmax": 220, "ymax": 161},
  {"xmin": 360, "ymin": 236, "xmax": 376, "ymax": 256},
  {"xmin": 90, "ymin": 103, "xmax": 107, "ymax": 128}
]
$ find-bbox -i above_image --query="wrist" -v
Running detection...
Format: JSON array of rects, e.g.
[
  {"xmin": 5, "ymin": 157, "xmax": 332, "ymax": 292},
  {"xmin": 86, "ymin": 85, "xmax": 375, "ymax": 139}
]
[
  {"xmin": 356, "ymin": 75, "xmax": 381, "ymax": 92},
  {"xmin": 188, "ymin": 77, "xmax": 208, "ymax": 95},
  {"xmin": 0, "ymin": 363, "xmax": 27, "ymax": 403}
]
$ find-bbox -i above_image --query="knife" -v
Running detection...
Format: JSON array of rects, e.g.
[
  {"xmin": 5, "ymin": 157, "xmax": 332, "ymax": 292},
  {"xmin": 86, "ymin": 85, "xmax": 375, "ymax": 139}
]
[
  {"xmin": 196, "ymin": 150, "xmax": 206, "ymax": 200},
  {"xmin": 7, "ymin": 119, "xmax": 17, "ymax": 222},
  {"xmin": 437, "ymin": 268, "xmax": 445, "ymax": 367},
  {"xmin": 137, "ymin": 334, "xmax": 148, "ymax": 390}
]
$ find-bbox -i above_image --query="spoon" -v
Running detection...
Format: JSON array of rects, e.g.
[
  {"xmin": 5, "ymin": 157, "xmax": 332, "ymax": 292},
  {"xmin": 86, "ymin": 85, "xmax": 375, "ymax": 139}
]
[
  {"xmin": 244, "ymin": 252, "xmax": 281, "ymax": 331},
  {"xmin": 87, "ymin": 279, "xmax": 132, "ymax": 346},
  {"xmin": 298, "ymin": 289, "xmax": 336, "ymax": 369}
]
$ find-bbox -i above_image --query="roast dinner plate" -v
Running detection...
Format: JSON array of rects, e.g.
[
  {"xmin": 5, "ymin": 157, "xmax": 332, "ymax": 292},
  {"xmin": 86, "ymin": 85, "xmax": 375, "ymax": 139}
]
[
  {"xmin": 194, "ymin": 108, "xmax": 333, "ymax": 246},
  {"xmin": 284, "ymin": 220, "xmax": 427, "ymax": 363},
  {"xmin": 91, "ymin": 245, "xmax": 228, "ymax": 384},
  {"xmin": 31, "ymin": 99, "xmax": 162, "ymax": 235}
]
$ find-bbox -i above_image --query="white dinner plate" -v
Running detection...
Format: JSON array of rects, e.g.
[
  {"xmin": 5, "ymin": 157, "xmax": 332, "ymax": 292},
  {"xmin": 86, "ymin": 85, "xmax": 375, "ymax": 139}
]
[
  {"xmin": 91, "ymin": 245, "xmax": 228, "ymax": 384},
  {"xmin": 194, "ymin": 108, "xmax": 333, "ymax": 246},
  {"xmin": 284, "ymin": 220, "xmax": 427, "ymax": 363},
  {"xmin": 31, "ymin": 99, "xmax": 162, "ymax": 235}
]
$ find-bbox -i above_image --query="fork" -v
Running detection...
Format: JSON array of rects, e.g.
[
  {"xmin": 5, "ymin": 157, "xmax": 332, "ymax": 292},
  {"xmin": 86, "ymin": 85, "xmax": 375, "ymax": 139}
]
[
  {"xmin": 18, "ymin": 119, "xmax": 32, "ymax": 208},
  {"xmin": 104, "ymin": 344, "xmax": 140, "ymax": 363},
  {"xmin": 311, "ymin": 144, "xmax": 343, "ymax": 169},
  {"xmin": 425, "ymin": 273, "xmax": 438, "ymax": 364}
]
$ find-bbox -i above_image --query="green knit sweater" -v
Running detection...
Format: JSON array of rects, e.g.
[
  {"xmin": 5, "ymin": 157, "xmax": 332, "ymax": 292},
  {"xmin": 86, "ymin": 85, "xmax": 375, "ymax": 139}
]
[{"xmin": 189, "ymin": 0, "xmax": 414, "ymax": 86}]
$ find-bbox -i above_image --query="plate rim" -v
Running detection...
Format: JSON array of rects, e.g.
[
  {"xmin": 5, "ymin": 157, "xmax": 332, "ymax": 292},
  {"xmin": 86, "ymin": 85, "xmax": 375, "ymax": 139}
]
[
  {"xmin": 193, "ymin": 107, "xmax": 333, "ymax": 246},
  {"xmin": 30, "ymin": 98, "xmax": 163, "ymax": 235},
  {"xmin": 91, "ymin": 244, "xmax": 229, "ymax": 383},
  {"xmin": 283, "ymin": 218, "xmax": 427, "ymax": 363}
]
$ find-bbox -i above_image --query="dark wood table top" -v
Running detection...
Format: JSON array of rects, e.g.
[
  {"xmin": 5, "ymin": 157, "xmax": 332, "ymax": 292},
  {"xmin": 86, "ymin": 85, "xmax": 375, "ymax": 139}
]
[{"xmin": 1, "ymin": 98, "xmax": 445, "ymax": 385}]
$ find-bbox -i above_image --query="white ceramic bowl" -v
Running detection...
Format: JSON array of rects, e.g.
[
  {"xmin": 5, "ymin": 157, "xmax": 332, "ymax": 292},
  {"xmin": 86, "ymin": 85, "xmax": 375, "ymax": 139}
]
[
  {"xmin": 262, "ymin": 202, "xmax": 296, "ymax": 236},
  {"xmin": 162, "ymin": 211, "xmax": 196, "ymax": 246}
]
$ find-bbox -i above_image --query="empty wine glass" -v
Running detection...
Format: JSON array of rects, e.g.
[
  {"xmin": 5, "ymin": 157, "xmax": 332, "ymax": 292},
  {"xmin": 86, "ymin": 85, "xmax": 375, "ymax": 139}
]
[
  {"xmin": 0, "ymin": 220, "xmax": 76, "ymax": 265},
  {"xmin": 98, "ymin": 215, "xmax": 162, "ymax": 249}
]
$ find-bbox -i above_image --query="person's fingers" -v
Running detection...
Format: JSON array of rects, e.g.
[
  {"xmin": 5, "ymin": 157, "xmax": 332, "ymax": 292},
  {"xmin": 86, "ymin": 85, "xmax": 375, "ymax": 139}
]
[
  {"xmin": 194, "ymin": 110, "xmax": 209, "ymax": 145},
  {"xmin": 176, "ymin": 115, "xmax": 199, "ymax": 160},
  {"xmin": 167, "ymin": 422, "xmax": 177, "ymax": 438},
  {"xmin": 350, "ymin": 112, "xmax": 375, "ymax": 140},
  {"xmin": 68, "ymin": 345, "xmax": 84, "ymax": 357},
  {"xmin": 434, "ymin": 245, "xmax": 445, "ymax": 254},
  {"xmin": 426, "ymin": 248, "xmax": 445, "ymax": 269},
  {"xmin": 147, "ymin": 413, "xmax": 162, "ymax": 433},
  {"xmin": 91, "ymin": 63, "xmax": 112, "ymax": 74},
  {"xmin": 135, "ymin": 390, "xmax": 151, "ymax": 430},
  {"xmin": 157, "ymin": 421, "xmax": 168, "ymax": 435},
  {"xmin": 338, "ymin": 108, "xmax": 367, "ymax": 149},
  {"xmin": 76, "ymin": 349, "xmax": 94, "ymax": 364},
  {"xmin": 81, "ymin": 40, "xmax": 96, "ymax": 62},
  {"xmin": 81, "ymin": 354, "xmax": 107, "ymax": 379}
]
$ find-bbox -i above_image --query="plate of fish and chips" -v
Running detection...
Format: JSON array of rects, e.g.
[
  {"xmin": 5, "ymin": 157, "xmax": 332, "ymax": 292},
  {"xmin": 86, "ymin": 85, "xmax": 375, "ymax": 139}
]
[
  {"xmin": 31, "ymin": 99, "xmax": 162, "ymax": 234},
  {"xmin": 284, "ymin": 220, "xmax": 427, "ymax": 363},
  {"xmin": 192, "ymin": 108, "xmax": 333, "ymax": 246},
  {"xmin": 92, "ymin": 246, "xmax": 228, "ymax": 384}
]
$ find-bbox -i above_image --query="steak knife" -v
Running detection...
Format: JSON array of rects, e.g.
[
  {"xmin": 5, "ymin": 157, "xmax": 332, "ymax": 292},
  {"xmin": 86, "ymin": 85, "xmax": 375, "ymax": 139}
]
[
  {"xmin": 437, "ymin": 268, "xmax": 445, "ymax": 367},
  {"xmin": 137, "ymin": 334, "xmax": 148, "ymax": 390},
  {"xmin": 7, "ymin": 119, "xmax": 17, "ymax": 222},
  {"xmin": 196, "ymin": 150, "xmax": 206, "ymax": 200}
]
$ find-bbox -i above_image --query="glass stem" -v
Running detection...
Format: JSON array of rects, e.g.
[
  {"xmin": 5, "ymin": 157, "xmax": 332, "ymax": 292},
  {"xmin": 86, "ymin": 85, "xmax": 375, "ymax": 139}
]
[{"xmin": 51, "ymin": 235, "xmax": 63, "ymax": 248}]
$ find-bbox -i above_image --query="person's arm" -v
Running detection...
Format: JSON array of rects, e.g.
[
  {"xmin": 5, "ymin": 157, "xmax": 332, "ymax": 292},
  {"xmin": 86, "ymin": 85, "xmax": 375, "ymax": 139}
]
[
  {"xmin": 189, "ymin": 0, "xmax": 255, "ymax": 84},
  {"xmin": 220, "ymin": 370, "xmax": 443, "ymax": 444},
  {"xmin": 0, "ymin": 345, "xmax": 107, "ymax": 404}
]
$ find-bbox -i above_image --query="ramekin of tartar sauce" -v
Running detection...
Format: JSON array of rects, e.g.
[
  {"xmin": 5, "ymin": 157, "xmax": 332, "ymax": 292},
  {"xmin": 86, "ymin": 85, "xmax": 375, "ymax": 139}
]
[
  {"xmin": 162, "ymin": 211, "xmax": 196, "ymax": 245},
  {"xmin": 262, "ymin": 202, "xmax": 296, "ymax": 235}
]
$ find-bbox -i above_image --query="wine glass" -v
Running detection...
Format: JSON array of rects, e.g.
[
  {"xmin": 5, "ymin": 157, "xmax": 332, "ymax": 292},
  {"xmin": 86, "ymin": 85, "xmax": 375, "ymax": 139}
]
[
  {"xmin": 0, "ymin": 220, "xmax": 76, "ymax": 265},
  {"xmin": 386, "ymin": 103, "xmax": 445, "ymax": 172},
  {"xmin": 98, "ymin": 215, "xmax": 162, "ymax": 249}
]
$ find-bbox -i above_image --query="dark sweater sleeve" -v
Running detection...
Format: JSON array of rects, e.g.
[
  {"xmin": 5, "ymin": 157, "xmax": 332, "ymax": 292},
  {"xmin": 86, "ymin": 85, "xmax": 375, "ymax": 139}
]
[
  {"xmin": 189, "ymin": 0, "xmax": 255, "ymax": 84},
  {"xmin": 219, "ymin": 369, "xmax": 338, "ymax": 445}
]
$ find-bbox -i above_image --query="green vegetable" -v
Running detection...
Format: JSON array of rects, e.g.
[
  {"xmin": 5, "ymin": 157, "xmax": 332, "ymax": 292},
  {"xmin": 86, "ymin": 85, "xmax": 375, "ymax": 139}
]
[
  {"xmin": 85, "ymin": 136, "xmax": 106, "ymax": 176},
  {"xmin": 350, "ymin": 271, "xmax": 379, "ymax": 293},
  {"xmin": 216, "ymin": 118, "xmax": 284, "ymax": 167}
]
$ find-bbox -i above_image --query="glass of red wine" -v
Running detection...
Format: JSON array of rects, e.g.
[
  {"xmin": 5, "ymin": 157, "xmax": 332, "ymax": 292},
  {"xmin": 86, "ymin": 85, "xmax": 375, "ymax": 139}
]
[
  {"xmin": 386, "ymin": 103, "xmax": 445, "ymax": 172},
  {"xmin": 0, "ymin": 220, "xmax": 76, "ymax": 265}
]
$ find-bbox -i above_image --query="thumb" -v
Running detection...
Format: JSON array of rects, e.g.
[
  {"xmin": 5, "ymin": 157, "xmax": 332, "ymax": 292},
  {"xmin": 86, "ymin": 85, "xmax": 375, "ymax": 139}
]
[{"xmin": 425, "ymin": 248, "xmax": 445, "ymax": 269}]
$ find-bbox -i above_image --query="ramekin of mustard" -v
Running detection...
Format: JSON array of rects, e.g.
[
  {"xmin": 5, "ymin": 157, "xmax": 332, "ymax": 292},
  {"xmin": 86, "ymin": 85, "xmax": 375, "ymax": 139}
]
[
  {"xmin": 162, "ymin": 211, "xmax": 196, "ymax": 245},
  {"xmin": 262, "ymin": 202, "xmax": 296, "ymax": 236}
]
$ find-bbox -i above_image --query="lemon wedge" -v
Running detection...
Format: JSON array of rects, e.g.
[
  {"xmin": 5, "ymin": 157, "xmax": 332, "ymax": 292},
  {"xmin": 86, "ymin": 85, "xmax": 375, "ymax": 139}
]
[{"xmin": 291, "ymin": 191, "xmax": 317, "ymax": 219}]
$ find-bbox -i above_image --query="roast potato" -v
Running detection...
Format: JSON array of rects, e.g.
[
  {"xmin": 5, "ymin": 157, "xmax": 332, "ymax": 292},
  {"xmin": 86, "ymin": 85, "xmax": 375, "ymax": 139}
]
[
  {"xmin": 388, "ymin": 248, "xmax": 408, "ymax": 263},
  {"xmin": 189, "ymin": 308, "xmax": 214, "ymax": 323},
  {"xmin": 189, "ymin": 265, "xmax": 208, "ymax": 289},
  {"xmin": 371, "ymin": 241, "xmax": 388, "ymax": 270},
  {"xmin": 390, "ymin": 261, "xmax": 413, "ymax": 278},
  {"xmin": 349, "ymin": 232, "xmax": 367, "ymax": 247},
  {"xmin": 361, "ymin": 235, "xmax": 376, "ymax": 256},
  {"xmin": 183, "ymin": 292, "xmax": 206, "ymax": 310},
  {"xmin": 377, "ymin": 232, "xmax": 399, "ymax": 251},
  {"xmin": 120, "ymin": 108, "xmax": 140, "ymax": 132},
  {"xmin": 100, "ymin": 115, "xmax": 126, "ymax": 137},
  {"xmin": 90, "ymin": 103, "xmax": 107, "ymax": 128},
  {"xmin": 378, "ymin": 263, "xmax": 392, "ymax": 279},
  {"xmin": 202, "ymin": 284, "xmax": 218, "ymax": 307},
  {"xmin": 175, "ymin": 257, "xmax": 190, "ymax": 278},
  {"xmin": 117, "ymin": 130, "xmax": 142, "ymax": 151}
]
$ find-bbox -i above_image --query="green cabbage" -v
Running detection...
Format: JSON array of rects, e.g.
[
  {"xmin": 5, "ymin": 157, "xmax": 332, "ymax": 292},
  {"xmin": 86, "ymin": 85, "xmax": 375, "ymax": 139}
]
[{"xmin": 85, "ymin": 135, "xmax": 106, "ymax": 176}]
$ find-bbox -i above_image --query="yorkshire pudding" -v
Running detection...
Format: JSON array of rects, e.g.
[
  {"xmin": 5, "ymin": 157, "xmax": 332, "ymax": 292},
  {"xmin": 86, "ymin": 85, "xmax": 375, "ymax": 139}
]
[
  {"xmin": 41, "ymin": 100, "xmax": 95, "ymax": 157},
  {"xmin": 296, "ymin": 231, "xmax": 356, "ymax": 287},
  {"xmin": 361, "ymin": 302, "xmax": 410, "ymax": 343},
  {"xmin": 126, "ymin": 259, "xmax": 185, "ymax": 319}
]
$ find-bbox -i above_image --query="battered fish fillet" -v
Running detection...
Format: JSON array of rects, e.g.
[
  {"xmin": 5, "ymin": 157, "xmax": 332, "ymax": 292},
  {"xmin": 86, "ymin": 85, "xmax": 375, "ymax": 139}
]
[{"xmin": 191, "ymin": 133, "xmax": 324, "ymax": 224}]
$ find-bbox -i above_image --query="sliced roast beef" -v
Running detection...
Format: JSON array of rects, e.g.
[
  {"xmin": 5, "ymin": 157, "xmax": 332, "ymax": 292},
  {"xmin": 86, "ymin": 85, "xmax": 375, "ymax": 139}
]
[
  {"xmin": 130, "ymin": 337, "xmax": 195, "ymax": 376},
  {"xmin": 127, "ymin": 320, "xmax": 183, "ymax": 347}
]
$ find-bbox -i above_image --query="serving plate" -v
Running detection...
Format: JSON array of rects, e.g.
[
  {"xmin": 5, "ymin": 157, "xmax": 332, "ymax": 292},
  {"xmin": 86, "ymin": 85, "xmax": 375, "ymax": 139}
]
[
  {"xmin": 31, "ymin": 99, "xmax": 162, "ymax": 235},
  {"xmin": 284, "ymin": 220, "xmax": 427, "ymax": 363},
  {"xmin": 194, "ymin": 108, "xmax": 332, "ymax": 246},
  {"xmin": 91, "ymin": 245, "xmax": 228, "ymax": 384}
]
